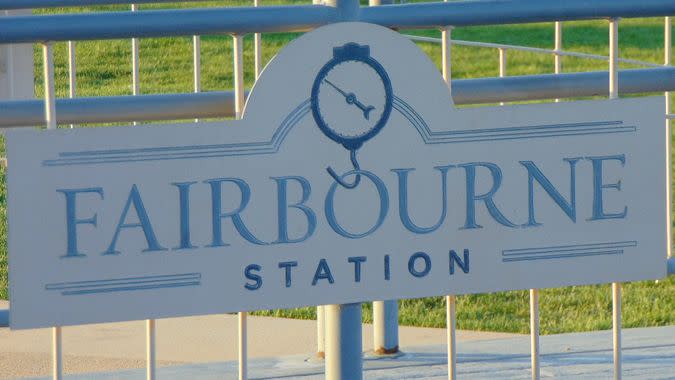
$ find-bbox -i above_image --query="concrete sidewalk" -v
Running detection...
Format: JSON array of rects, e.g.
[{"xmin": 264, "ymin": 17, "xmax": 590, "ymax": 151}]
[
  {"xmin": 2, "ymin": 300, "xmax": 673, "ymax": 379},
  {"xmin": 16, "ymin": 326, "xmax": 675, "ymax": 380},
  {"xmin": 0, "ymin": 300, "xmax": 516, "ymax": 379}
]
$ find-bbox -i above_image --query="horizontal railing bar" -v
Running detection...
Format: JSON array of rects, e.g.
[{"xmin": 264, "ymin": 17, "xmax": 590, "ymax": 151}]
[
  {"xmin": 0, "ymin": 91, "xmax": 237, "ymax": 126},
  {"xmin": 407, "ymin": 35, "xmax": 667, "ymax": 68},
  {"xmin": 0, "ymin": 0, "xmax": 211, "ymax": 10},
  {"xmin": 0, "ymin": 5, "xmax": 337, "ymax": 44},
  {"xmin": 453, "ymin": 67, "xmax": 675, "ymax": 104},
  {"xmin": 2, "ymin": 0, "xmax": 675, "ymax": 44},
  {"xmin": 0, "ymin": 68, "xmax": 673, "ymax": 127},
  {"xmin": 359, "ymin": 0, "xmax": 675, "ymax": 29}
]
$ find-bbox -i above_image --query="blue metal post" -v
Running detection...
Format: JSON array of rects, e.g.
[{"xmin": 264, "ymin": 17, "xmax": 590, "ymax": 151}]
[
  {"xmin": 322, "ymin": 2, "xmax": 362, "ymax": 377},
  {"xmin": 373, "ymin": 300, "xmax": 399, "ymax": 354},
  {"xmin": 325, "ymin": 303, "xmax": 362, "ymax": 380}
]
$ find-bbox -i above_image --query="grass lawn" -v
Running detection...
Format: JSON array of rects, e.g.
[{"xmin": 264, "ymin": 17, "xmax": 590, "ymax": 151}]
[{"xmin": 0, "ymin": 1, "xmax": 672, "ymax": 334}]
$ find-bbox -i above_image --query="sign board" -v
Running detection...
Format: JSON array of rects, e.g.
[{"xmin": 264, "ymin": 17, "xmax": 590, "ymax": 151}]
[{"xmin": 7, "ymin": 23, "xmax": 668, "ymax": 329}]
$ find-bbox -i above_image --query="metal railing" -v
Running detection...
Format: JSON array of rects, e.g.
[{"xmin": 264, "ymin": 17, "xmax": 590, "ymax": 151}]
[{"xmin": 0, "ymin": 1, "xmax": 673, "ymax": 380}]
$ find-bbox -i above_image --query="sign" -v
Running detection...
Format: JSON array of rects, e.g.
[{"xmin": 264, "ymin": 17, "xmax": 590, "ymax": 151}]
[{"xmin": 7, "ymin": 23, "xmax": 668, "ymax": 329}]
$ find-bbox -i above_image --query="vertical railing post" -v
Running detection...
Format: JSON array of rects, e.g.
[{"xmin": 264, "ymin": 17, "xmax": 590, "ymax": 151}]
[
  {"xmin": 325, "ymin": 303, "xmax": 362, "ymax": 380},
  {"xmin": 373, "ymin": 300, "xmax": 398, "ymax": 354},
  {"xmin": 131, "ymin": 4, "xmax": 140, "ymax": 126},
  {"xmin": 608, "ymin": 17, "xmax": 622, "ymax": 380},
  {"xmin": 317, "ymin": 305, "xmax": 326, "ymax": 358},
  {"xmin": 233, "ymin": 33, "xmax": 248, "ymax": 380},
  {"xmin": 44, "ymin": 40, "xmax": 60, "ymax": 380},
  {"xmin": 498, "ymin": 47, "xmax": 506, "ymax": 105},
  {"xmin": 554, "ymin": 21, "xmax": 562, "ymax": 103},
  {"xmin": 146, "ymin": 319, "xmax": 156, "ymax": 380},
  {"xmin": 442, "ymin": 17, "xmax": 457, "ymax": 380},
  {"xmin": 43, "ymin": 43, "xmax": 56, "ymax": 130},
  {"xmin": 253, "ymin": 0, "xmax": 262, "ymax": 79},
  {"xmin": 312, "ymin": 0, "xmax": 325, "ymax": 360},
  {"xmin": 67, "ymin": 40, "xmax": 76, "ymax": 128},
  {"xmin": 52, "ymin": 326, "xmax": 62, "ymax": 380},
  {"xmin": 193, "ymin": 34, "xmax": 201, "ymax": 122},
  {"xmin": 529, "ymin": 289, "xmax": 540, "ymax": 380},
  {"xmin": 665, "ymin": 17, "xmax": 672, "ymax": 264}
]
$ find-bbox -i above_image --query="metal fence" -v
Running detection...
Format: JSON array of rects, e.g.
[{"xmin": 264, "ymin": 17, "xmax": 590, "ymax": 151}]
[{"xmin": 0, "ymin": 0, "xmax": 674, "ymax": 379}]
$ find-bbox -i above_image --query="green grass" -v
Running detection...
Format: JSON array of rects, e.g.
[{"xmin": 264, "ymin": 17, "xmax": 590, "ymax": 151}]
[{"xmin": 0, "ymin": 3, "xmax": 673, "ymax": 334}]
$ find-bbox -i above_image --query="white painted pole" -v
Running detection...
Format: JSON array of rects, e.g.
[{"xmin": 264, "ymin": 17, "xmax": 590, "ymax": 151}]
[
  {"xmin": 442, "ymin": 19, "xmax": 457, "ymax": 380},
  {"xmin": 554, "ymin": 21, "xmax": 562, "ymax": 103},
  {"xmin": 446, "ymin": 295, "xmax": 456, "ymax": 380},
  {"xmin": 146, "ymin": 319, "xmax": 156, "ymax": 380},
  {"xmin": 254, "ymin": 0, "xmax": 262, "ymax": 80},
  {"xmin": 317, "ymin": 305, "xmax": 326, "ymax": 358},
  {"xmin": 234, "ymin": 34, "xmax": 245, "ymax": 120},
  {"xmin": 43, "ymin": 42, "xmax": 56, "ymax": 130},
  {"xmin": 193, "ymin": 34, "xmax": 201, "ymax": 122},
  {"xmin": 609, "ymin": 19, "xmax": 619, "ymax": 100},
  {"xmin": 131, "ymin": 4, "xmax": 139, "ymax": 126},
  {"xmin": 665, "ymin": 17, "xmax": 672, "ymax": 261},
  {"xmin": 41, "ymin": 48, "xmax": 58, "ymax": 380},
  {"xmin": 529, "ymin": 289, "xmax": 540, "ymax": 380},
  {"xmin": 233, "ymin": 33, "xmax": 248, "ymax": 380},
  {"xmin": 499, "ymin": 47, "xmax": 506, "ymax": 105},
  {"xmin": 325, "ymin": 303, "xmax": 362, "ymax": 380},
  {"xmin": 67, "ymin": 40, "xmax": 76, "ymax": 128},
  {"xmin": 52, "ymin": 326, "xmax": 62, "ymax": 380},
  {"xmin": 442, "ymin": 24, "xmax": 453, "ymax": 96},
  {"xmin": 608, "ymin": 17, "xmax": 622, "ymax": 380},
  {"xmin": 373, "ymin": 300, "xmax": 399, "ymax": 354}
]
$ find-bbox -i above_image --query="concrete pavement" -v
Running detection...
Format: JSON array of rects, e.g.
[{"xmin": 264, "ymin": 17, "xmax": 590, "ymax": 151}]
[
  {"xmin": 0, "ymin": 300, "xmax": 516, "ymax": 379},
  {"xmin": 19, "ymin": 326, "xmax": 675, "ymax": 380}
]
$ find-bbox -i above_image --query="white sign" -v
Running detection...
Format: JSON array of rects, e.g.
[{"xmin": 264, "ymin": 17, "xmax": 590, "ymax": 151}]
[{"xmin": 8, "ymin": 23, "xmax": 668, "ymax": 329}]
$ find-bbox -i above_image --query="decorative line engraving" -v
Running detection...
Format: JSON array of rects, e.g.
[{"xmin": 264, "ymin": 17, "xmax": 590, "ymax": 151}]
[
  {"xmin": 392, "ymin": 97, "xmax": 636, "ymax": 144},
  {"xmin": 502, "ymin": 241, "xmax": 637, "ymax": 262},
  {"xmin": 45, "ymin": 273, "xmax": 201, "ymax": 295},
  {"xmin": 42, "ymin": 96, "xmax": 635, "ymax": 167}
]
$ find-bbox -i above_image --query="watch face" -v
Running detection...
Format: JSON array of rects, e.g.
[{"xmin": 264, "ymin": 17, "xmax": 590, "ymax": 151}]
[{"xmin": 313, "ymin": 57, "xmax": 391, "ymax": 148}]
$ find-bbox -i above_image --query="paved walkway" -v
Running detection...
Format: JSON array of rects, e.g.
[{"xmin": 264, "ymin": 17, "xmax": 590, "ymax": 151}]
[
  {"xmin": 2, "ymin": 301, "xmax": 673, "ymax": 379},
  {"xmin": 0, "ymin": 300, "xmax": 514, "ymax": 379}
]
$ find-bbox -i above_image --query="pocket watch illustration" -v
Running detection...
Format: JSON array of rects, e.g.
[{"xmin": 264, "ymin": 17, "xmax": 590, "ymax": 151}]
[{"xmin": 310, "ymin": 42, "xmax": 393, "ymax": 188}]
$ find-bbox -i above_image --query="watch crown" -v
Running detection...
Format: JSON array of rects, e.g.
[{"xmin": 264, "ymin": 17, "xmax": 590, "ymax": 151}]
[{"xmin": 333, "ymin": 43, "xmax": 370, "ymax": 60}]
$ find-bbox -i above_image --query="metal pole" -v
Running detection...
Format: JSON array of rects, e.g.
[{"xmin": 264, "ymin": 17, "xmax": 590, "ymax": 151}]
[
  {"xmin": 233, "ymin": 33, "xmax": 248, "ymax": 380},
  {"xmin": 67, "ymin": 40, "xmax": 76, "ymax": 128},
  {"xmin": 254, "ymin": 0, "xmax": 262, "ymax": 79},
  {"xmin": 608, "ymin": 17, "xmax": 622, "ymax": 380},
  {"xmin": 52, "ymin": 326, "xmax": 62, "ymax": 380},
  {"xmin": 442, "ymin": 18, "xmax": 457, "ymax": 380},
  {"xmin": 499, "ymin": 47, "xmax": 506, "ymax": 105},
  {"xmin": 322, "ymin": 3, "xmax": 361, "ymax": 376},
  {"xmin": 325, "ymin": 303, "xmax": 362, "ymax": 380},
  {"xmin": 529, "ymin": 289, "xmax": 540, "ymax": 380},
  {"xmin": 131, "ymin": 3, "xmax": 141, "ymax": 125},
  {"xmin": 666, "ymin": 17, "xmax": 672, "ymax": 261},
  {"xmin": 146, "ymin": 319, "xmax": 156, "ymax": 380},
  {"xmin": 554, "ymin": 21, "xmax": 562, "ymax": 102},
  {"xmin": 317, "ymin": 305, "xmax": 326, "ymax": 358},
  {"xmin": 373, "ymin": 300, "xmax": 399, "ymax": 354},
  {"xmin": 316, "ymin": 0, "xmax": 326, "ymax": 359},
  {"xmin": 193, "ymin": 34, "xmax": 200, "ymax": 122},
  {"xmin": 43, "ymin": 42, "xmax": 56, "ymax": 130},
  {"xmin": 446, "ymin": 295, "xmax": 456, "ymax": 380}
]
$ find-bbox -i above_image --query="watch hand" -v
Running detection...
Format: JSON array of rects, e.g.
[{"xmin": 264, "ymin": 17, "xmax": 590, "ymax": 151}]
[
  {"xmin": 323, "ymin": 79, "xmax": 349, "ymax": 98},
  {"xmin": 323, "ymin": 79, "xmax": 376, "ymax": 120}
]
